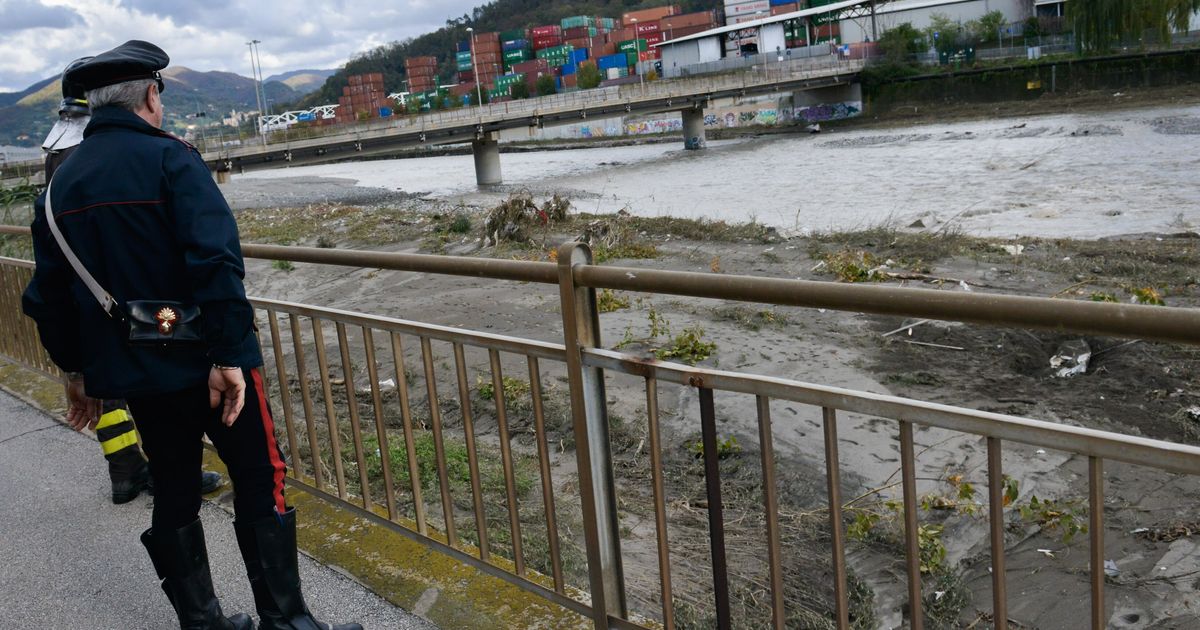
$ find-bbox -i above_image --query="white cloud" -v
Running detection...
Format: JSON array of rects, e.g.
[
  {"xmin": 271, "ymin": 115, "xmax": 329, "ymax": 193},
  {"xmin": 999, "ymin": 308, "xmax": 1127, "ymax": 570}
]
[{"xmin": 0, "ymin": 0, "xmax": 482, "ymax": 92}]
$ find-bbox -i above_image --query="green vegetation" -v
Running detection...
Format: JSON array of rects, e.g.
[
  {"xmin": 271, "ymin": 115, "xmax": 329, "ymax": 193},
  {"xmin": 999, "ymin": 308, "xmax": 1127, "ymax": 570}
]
[
  {"xmin": 655, "ymin": 325, "xmax": 717, "ymax": 364},
  {"xmin": 576, "ymin": 62, "xmax": 602, "ymax": 90},
  {"xmin": 596, "ymin": 288, "xmax": 630, "ymax": 313},
  {"xmin": 509, "ymin": 81, "xmax": 530, "ymax": 100},
  {"xmin": 1072, "ymin": 0, "xmax": 1200, "ymax": 53},
  {"xmin": 271, "ymin": 259, "xmax": 295, "ymax": 272},
  {"xmin": 535, "ymin": 74, "xmax": 557, "ymax": 97}
]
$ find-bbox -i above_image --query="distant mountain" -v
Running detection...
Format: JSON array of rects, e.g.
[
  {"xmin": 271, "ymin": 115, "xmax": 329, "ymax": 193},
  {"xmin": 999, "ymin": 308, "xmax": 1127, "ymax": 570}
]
[
  {"xmin": 0, "ymin": 67, "xmax": 306, "ymax": 147},
  {"xmin": 0, "ymin": 76, "xmax": 57, "ymax": 108},
  {"xmin": 264, "ymin": 69, "xmax": 335, "ymax": 95}
]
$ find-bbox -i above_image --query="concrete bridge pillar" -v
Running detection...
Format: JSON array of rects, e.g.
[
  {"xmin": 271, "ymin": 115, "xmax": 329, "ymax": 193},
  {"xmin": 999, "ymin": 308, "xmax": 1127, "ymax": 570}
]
[
  {"xmin": 472, "ymin": 133, "xmax": 502, "ymax": 186},
  {"xmin": 681, "ymin": 108, "xmax": 706, "ymax": 150}
]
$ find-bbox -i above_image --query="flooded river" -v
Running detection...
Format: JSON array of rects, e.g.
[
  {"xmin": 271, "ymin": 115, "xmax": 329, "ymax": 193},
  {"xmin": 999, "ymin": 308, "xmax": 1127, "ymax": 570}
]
[{"xmin": 242, "ymin": 104, "xmax": 1200, "ymax": 238}]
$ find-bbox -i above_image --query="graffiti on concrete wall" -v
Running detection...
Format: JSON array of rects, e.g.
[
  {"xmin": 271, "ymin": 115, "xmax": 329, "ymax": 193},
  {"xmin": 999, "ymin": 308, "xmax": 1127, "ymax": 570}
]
[
  {"xmin": 625, "ymin": 118, "xmax": 684, "ymax": 136},
  {"xmin": 795, "ymin": 101, "xmax": 862, "ymax": 122}
]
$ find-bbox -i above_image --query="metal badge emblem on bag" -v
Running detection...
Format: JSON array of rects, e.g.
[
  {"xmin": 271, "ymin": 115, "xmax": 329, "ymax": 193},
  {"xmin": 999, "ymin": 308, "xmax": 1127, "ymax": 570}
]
[{"xmin": 155, "ymin": 306, "xmax": 177, "ymax": 335}]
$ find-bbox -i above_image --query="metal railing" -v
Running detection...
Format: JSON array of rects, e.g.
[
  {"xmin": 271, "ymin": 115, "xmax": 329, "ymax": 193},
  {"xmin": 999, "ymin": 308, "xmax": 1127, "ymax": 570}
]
[{"xmin": 3, "ymin": 233, "xmax": 1200, "ymax": 629}]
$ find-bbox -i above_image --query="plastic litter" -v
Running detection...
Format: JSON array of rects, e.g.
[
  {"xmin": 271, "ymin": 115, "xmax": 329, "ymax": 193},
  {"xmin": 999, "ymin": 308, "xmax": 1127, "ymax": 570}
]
[{"xmin": 1050, "ymin": 340, "xmax": 1091, "ymax": 378}]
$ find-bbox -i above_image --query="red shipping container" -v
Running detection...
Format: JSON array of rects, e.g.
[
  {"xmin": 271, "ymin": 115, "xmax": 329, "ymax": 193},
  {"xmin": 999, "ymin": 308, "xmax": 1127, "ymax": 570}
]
[
  {"xmin": 771, "ymin": 4, "xmax": 798, "ymax": 16},
  {"xmin": 475, "ymin": 51, "xmax": 502, "ymax": 64},
  {"xmin": 531, "ymin": 25, "xmax": 561, "ymax": 37},
  {"xmin": 532, "ymin": 35, "xmax": 563, "ymax": 49},
  {"xmin": 565, "ymin": 38, "xmax": 590, "ymax": 49},
  {"xmin": 658, "ymin": 10, "xmax": 715, "ymax": 30},
  {"xmin": 348, "ymin": 75, "xmax": 362, "ymax": 85},
  {"xmin": 634, "ymin": 22, "xmax": 660, "ymax": 35},
  {"xmin": 609, "ymin": 27, "xmax": 635, "ymax": 42},
  {"xmin": 511, "ymin": 59, "xmax": 550, "ymax": 74},
  {"xmin": 638, "ymin": 49, "xmax": 660, "ymax": 61},
  {"xmin": 563, "ymin": 26, "xmax": 592, "ymax": 39},
  {"xmin": 562, "ymin": 73, "xmax": 578, "ymax": 88},
  {"xmin": 405, "ymin": 56, "xmax": 437, "ymax": 68},
  {"xmin": 816, "ymin": 23, "xmax": 840, "ymax": 38},
  {"xmin": 644, "ymin": 32, "xmax": 664, "ymax": 45}
]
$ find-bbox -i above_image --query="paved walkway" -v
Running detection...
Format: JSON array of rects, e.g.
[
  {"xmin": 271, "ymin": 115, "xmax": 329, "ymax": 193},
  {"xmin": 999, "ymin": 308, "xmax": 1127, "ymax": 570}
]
[{"xmin": 0, "ymin": 389, "xmax": 434, "ymax": 629}]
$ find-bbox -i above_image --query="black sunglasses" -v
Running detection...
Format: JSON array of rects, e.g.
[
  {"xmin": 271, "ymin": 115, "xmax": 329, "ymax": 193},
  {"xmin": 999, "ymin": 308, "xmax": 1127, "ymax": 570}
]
[{"xmin": 152, "ymin": 71, "xmax": 165, "ymax": 94}]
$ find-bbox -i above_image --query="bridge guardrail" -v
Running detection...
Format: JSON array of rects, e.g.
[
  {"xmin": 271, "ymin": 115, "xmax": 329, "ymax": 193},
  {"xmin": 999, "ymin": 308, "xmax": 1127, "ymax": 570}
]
[
  {"xmin": 4, "ymin": 230, "xmax": 1197, "ymax": 629},
  {"xmin": 211, "ymin": 56, "xmax": 865, "ymax": 164}
]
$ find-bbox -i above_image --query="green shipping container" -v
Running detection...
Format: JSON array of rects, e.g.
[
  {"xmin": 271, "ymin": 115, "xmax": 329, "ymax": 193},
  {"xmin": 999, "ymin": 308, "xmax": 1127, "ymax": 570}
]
[
  {"xmin": 500, "ymin": 29, "xmax": 527, "ymax": 42},
  {"xmin": 456, "ymin": 51, "xmax": 472, "ymax": 61},
  {"xmin": 616, "ymin": 39, "xmax": 648, "ymax": 53},
  {"xmin": 495, "ymin": 73, "xmax": 525, "ymax": 87},
  {"xmin": 560, "ymin": 16, "xmax": 595, "ymax": 29},
  {"xmin": 626, "ymin": 51, "xmax": 638, "ymax": 67},
  {"xmin": 457, "ymin": 61, "xmax": 473, "ymax": 71},
  {"xmin": 536, "ymin": 45, "xmax": 573, "ymax": 59},
  {"xmin": 504, "ymin": 49, "xmax": 532, "ymax": 62}
]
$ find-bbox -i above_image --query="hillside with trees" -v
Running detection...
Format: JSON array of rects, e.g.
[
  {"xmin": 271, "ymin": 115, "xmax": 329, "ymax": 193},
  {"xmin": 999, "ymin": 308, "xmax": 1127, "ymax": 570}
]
[{"xmin": 301, "ymin": 0, "xmax": 724, "ymax": 108}]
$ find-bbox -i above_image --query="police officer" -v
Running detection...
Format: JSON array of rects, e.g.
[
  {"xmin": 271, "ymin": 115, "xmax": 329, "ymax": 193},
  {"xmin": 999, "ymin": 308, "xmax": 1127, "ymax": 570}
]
[
  {"xmin": 22, "ymin": 41, "xmax": 361, "ymax": 630},
  {"xmin": 41, "ymin": 56, "xmax": 224, "ymax": 505}
]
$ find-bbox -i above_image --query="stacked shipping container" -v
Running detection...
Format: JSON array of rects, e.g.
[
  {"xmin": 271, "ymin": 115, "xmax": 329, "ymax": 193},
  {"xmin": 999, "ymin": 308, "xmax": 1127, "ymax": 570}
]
[{"xmin": 336, "ymin": 72, "xmax": 388, "ymax": 124}]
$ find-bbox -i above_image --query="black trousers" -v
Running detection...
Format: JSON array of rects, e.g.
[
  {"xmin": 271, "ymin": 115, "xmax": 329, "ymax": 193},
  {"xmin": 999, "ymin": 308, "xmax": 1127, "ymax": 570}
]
[{"xmin": 128, "ymin": 368, "xmax": 287, "ymax": 530}]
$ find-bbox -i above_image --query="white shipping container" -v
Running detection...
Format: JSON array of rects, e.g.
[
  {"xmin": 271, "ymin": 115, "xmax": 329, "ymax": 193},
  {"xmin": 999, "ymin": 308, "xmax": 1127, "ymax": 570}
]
[{"xmin": 725, "ymin": 0, "xmax": 771, "ymax": 16}]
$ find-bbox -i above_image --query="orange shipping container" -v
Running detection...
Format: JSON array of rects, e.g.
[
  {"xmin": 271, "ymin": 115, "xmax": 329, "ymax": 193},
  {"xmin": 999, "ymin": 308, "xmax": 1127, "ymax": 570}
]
[
  {"xmin": 622, "ymin": 5, "xmax": 680, "ymax": 26},
  {"xmin": 659, "ymin": 10, "xmax": 716, "ymax": 30},
  {"xmin": 771, "ymin": 4, "xmax": 798, "ymax": 16}
]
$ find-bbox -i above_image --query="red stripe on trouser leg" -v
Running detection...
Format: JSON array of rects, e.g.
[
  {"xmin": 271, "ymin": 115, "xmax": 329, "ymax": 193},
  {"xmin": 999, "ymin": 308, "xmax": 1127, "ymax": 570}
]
[{"xmin": 250, "ymin": 368, "xmax": 287, "ymax": 514}]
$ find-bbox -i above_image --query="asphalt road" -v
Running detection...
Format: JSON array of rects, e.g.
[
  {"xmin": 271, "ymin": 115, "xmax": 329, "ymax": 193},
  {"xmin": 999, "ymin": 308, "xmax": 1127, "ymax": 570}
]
[{"xmin": 0, "ymin": 389, "xmax": 435, "ymax": 630}]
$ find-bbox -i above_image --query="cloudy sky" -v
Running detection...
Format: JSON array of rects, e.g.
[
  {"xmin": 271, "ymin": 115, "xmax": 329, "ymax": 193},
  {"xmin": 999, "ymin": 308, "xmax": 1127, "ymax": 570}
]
[{"xmin": 0, "ymin": 0, "xmax": 482, "ymax": 92}]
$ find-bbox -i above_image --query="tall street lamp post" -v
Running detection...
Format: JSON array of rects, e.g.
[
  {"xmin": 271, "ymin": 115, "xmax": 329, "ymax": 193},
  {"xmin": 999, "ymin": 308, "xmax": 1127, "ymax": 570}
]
[{"xmin": 467, "ymin": 27, "xmax": 483, "ymax": 108}]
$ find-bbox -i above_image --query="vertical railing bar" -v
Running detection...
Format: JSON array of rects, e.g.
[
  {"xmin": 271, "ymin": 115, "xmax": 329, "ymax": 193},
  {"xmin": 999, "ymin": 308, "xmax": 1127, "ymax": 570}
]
[
  {"xmin": 756, "ymin": 396, "xmax": 785, "ymax": 630},
  {"xmin": 454, "ymin": 342, "xmax": 490, "ymax": 561},
  {"xmin": 899, "ymin": 421, "xmax": 924, "ymax": 630},
  {"xmin": 1089, "ymin": 457, "xmax": 1105, "ymax": 630},
  {"xmin": 390, "ymin": 332, "xmax": 427, "ymax": 535},
  {"xmin": 289, "ymin": 314, "xmax": 324, "ymax": 491},
  {"xmin": 311, "ymin": 318, "xmax": 347, "ymax": 499},
  {"xmin": 335, "ymin": 322, "xmax": 372, "ymax": 510},
  {"xmin": 698, "ymin": 387, "xmax": 731, "ymax": 630},
  {"xmin": 528, "ymin": 356, "xmax": 563, "ymax": 593},
  {"xmin": 987, "ymin": 437, "xmax": 1008, "ymax": 629},
  {"xmin": 823, "ymin": 407, "xmax": 850, "ymax": 630},
  {"xmin": 646, "ymin": 378, "xmax": 675, "ymax": 630},
  {"xmin": 266, "ymin": 310, "xmax": 303, "ymax": 479},
  {"xmin": 490, "ymin": 349, "xmax": 525, "ymax": 576},
  {"xmin": 421, "ymin": 336, "xmax": 458, "ymax": 547},
  {"xmin": 363, "ymin": 327, "xmax": 398, "ymax": 521}
]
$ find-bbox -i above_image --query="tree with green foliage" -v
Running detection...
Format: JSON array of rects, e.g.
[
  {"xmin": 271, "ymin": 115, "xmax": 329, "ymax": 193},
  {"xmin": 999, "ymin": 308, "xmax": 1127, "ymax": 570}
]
[
  {"xmin": 510, "ymin": 81, "xmax": 530, "ymax": 99},
  {"xmin": 577, "ymin": 63, "xmax": 602, "ymax": 89},
  {"xmin": 535, "ymin": 73, "xmax": 557, "ymax": 96},
  {"xmin": 970, "ymin": 10, "xmax": 1007, "ymax": 45},
  {"xmin": 468, "ymin": 89, "xmax": 490, "ymax": 106},
  {"xmin": 1071, "ymin": 0, "xmax": 1200, "ymax": 53},
  {"xmin": 878, "ymin": 22, "xmax": 926, "ymax": 63}
]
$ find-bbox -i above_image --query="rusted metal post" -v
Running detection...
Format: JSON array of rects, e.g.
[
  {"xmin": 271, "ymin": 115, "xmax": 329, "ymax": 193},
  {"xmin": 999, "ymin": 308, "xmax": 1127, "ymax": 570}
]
[
  {"xmin": 699, "ymin": 388, "xmax": 731, "ymax": 630},
  {"xmin": 557, "ymin": 242, "xmax": 625, "ymax": 627},
  {"xmin": 1089, "ymin": 457, "xmax": 1105, "ymax": 629},
  {"xmin": 987, "ymin": 437, "xmax": 1008, "ymax": 628}
]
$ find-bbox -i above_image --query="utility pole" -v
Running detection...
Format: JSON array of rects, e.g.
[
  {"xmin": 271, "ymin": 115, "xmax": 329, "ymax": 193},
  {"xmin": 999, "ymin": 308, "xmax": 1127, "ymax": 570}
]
[{"xmin": 467, "ymin": 27, "xmax": 483, "ymax": 108}]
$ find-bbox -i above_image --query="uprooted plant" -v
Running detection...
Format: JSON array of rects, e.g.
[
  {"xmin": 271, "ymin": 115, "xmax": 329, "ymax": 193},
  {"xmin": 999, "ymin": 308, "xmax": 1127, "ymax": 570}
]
[{"xmin": 482, "ymin": 191, "xmax": 571, "ymax": 246}]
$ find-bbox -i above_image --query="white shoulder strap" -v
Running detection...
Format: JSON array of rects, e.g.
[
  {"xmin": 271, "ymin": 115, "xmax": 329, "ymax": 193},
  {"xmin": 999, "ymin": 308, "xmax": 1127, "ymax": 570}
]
[{"xmin": 43, "ymin": 180, "xmax": 118, "ymax": 316}]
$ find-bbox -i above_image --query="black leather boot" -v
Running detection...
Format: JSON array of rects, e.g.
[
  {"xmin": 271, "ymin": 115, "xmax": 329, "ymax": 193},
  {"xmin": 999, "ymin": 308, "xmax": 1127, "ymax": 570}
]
[
  {"xmin": 140, "ymin": 519, "xmax": 255, "ymax": 630},
  {"xmin": 235, "ymin": 508, "xmax": 363, "ymax": 630},
  {"xmin": 108, "ymin": 446, "xmax": 150, "ymax": 504}
]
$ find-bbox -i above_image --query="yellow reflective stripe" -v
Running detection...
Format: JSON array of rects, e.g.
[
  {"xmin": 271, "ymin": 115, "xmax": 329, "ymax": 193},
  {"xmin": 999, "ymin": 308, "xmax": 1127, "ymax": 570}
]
[
  {"xmin": 96, "ymin": 409, "xmax": 130, "ymax": 430},
  {"xmin": 100, "ymin": 431, "xmax": 139, "ymax": 456}
]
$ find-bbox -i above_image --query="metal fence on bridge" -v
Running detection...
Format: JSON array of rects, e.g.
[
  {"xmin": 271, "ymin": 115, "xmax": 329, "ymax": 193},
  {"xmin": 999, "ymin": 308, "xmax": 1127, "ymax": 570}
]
[{"xmin": 3, "ymin": 233, "xmax": 1200, "ymax": 629}]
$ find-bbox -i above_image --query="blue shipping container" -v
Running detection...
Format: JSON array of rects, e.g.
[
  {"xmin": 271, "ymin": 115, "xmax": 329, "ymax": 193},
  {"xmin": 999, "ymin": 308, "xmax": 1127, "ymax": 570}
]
[
  {"xmin": 502, "ymin": 39, "xmax": 530, "ymax": 51},
  {"xmin": 769, "ymin": 0, "xmax": 794, "ymax": 5},
  {"xmin": 457, "ymin": 41, "xmax": 470, "ymax": 53},
  {"xmin": 297, "ymin": 112, "xmax": 316, "ymax": 122},
  {"xmin": 561, "ymin": 63, "xmax": 576, "ymax": 75},
  {"xmin": 597, "ymin": 53, "xmax": 627, "ymax": 70},
  {"xmin": 379, "ymin": 107, "xmax": 393, "ymax": 117},
  {"xmin": 569, "ymin": 48, "xmax": 589, "ymax": 64}
]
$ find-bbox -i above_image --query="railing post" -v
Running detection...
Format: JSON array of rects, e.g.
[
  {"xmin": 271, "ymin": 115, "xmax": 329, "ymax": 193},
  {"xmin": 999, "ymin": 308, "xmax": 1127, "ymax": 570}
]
[{"xmin": 557, "ymin": 242, "xmax": 625, "ymax": 628}]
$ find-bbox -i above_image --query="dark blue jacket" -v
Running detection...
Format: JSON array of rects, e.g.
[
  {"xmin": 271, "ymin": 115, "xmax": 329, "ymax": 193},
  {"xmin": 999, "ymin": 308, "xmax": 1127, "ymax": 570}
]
[{"xmin": 22, "ymin": 106, "xmax": 262, "ymax": 399}]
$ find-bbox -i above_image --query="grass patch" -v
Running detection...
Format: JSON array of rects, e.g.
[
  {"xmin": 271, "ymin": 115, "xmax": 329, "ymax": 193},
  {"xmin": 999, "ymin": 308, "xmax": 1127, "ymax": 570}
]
[
  {"xmin": 597, "ymin": 289, "xmax": 630, "ymax": 313},
  {"xmin": 713, "ymin": 305, "xmax": 790, "ymax": 331},
  {"xmin": 271, "ymin": 259, "xmax": 295, "ymax": 272},
  {"xmin": 809, "ymin": 225, "xmax": 976, "ymax": 272}
]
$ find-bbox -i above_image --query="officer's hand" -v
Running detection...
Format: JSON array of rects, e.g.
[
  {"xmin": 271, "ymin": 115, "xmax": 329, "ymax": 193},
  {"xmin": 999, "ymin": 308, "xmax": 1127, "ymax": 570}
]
[
  {"xmin": 208, "ymin": 367, "xmax": 246, "ymax": 427},
  {"xmin": 64, "ymin": 376, "xmax": 100, "ymax": 431}
]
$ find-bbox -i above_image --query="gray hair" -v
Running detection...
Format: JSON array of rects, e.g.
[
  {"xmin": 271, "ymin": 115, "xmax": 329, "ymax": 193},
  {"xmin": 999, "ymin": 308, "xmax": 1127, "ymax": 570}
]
[{"xmin": 86, "ymin": 79, "xmax": 155, "ymax": 112}]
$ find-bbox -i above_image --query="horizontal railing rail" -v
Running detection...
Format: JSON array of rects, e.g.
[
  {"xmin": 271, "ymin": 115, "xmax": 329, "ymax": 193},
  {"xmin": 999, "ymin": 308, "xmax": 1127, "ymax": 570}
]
[{"xmin": 2, "ymin": 232, "xmax": 1199, "ymax": 629}]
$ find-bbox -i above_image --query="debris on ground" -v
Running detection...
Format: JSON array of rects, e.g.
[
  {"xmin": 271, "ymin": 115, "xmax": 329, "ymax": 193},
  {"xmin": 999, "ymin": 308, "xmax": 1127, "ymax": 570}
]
[
  {"xmin": 1050, "ymin": 340, "xmax": 1091, "ymax": 378},
  {"xmin": 482, "ymin": 191, "xmax": 571, "ymax": 246},
  {"xmin": 1135, "ymin": 522, "xmax": 1200, "ymax": 543}
]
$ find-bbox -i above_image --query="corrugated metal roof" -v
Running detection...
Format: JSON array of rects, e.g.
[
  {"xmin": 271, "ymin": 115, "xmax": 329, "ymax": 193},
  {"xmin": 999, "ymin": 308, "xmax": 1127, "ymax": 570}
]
[{"xmin": 652, "ymin": 0, "xmax": 875, "ymax": 47}]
